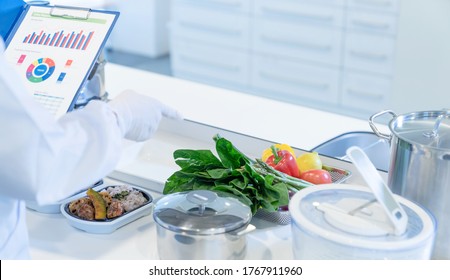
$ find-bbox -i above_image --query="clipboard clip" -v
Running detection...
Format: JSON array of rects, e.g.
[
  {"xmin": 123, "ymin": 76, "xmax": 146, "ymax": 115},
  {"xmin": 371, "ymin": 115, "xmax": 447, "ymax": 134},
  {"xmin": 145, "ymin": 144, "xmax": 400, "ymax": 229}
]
[{"xmin": 50, "ymin": 5, "xmax": 91, "ymax": 20}]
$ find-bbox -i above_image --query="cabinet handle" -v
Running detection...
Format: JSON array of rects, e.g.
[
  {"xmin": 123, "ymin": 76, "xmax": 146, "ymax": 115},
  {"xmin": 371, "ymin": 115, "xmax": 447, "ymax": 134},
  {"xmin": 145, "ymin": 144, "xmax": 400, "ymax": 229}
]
[
  {"xmin": 347, "ymin": 88, "xmax": 385, "ymax": 100},
  {"xmin": 180, "ymin": 55, "xmax": 240, "ymax": 72},
  {"xmin": 261, "ymin": 35, "xmax": 332, "ymax": 52},
  {"xmin": 261, "ymin": 7, "xmax": 334, "ymax": 23},
  {"xmin": 352, "ymin": 0, "xmax": 393, "ymax": 7},
  {"xmin": 351, "ymin": 19, "xmax": 391, "ymax": 30},
  {"xmin": 180, "ymin": 21, "xmax": 241, "ymax": 37},
  {"xmin": 260, "ymin": 72, "xmax": 329, "ymax": 91},
  {"xmin": 349, "ymin": 50, "xmax": 388, "ymax": 61}
]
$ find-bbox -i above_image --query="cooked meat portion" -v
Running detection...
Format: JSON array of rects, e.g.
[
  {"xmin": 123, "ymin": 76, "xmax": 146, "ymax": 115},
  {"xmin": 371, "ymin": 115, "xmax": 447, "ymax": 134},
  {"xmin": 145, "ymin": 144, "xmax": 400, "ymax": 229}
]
[
  {"xmin": 68, "ymin": 197, "xmax": 92, "ymax": 214},
  {"xmin": 100, "ymin": 191, "xmax": 112, "ymax": 207},
  {"xmin": 107, "ymin": 200, "xmax": 124, "ymax": 219},
  {"xmin": 76, "ymin": 203, "xmax": 95, "ymax": 220}
]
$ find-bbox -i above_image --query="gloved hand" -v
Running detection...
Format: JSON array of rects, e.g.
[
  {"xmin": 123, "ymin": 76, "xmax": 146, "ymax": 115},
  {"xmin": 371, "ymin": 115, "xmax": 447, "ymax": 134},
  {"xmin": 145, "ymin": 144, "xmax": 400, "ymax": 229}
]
[{"xmin": 109, "ymin": 90, "xmax": 183, "ymax": 141}]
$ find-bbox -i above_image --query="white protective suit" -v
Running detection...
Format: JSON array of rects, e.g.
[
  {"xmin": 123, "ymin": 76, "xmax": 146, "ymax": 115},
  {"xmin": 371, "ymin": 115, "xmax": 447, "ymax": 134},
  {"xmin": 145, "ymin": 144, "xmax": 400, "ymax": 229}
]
[{"xmin": 0, "ymin": 38, "xmax": 180, "ymax": 259}]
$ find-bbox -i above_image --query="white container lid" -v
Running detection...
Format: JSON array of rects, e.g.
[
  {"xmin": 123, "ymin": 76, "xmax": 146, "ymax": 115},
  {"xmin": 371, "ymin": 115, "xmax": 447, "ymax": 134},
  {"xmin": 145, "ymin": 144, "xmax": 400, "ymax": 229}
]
[{"xmin": 289, "ymin": 184, "xmax": 436, "ymax": 251}]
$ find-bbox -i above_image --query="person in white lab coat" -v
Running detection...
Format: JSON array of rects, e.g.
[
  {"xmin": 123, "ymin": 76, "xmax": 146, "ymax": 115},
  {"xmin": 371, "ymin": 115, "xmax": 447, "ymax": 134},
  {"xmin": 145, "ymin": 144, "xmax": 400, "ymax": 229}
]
[{"xmin": 0, "ymin": 1, "xmax": 182, "ymax": 259}]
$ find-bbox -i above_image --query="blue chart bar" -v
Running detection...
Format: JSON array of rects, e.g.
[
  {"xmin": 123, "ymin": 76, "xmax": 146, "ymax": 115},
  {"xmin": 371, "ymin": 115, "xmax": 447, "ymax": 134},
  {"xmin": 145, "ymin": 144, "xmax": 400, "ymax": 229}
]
[
  {"xmin": 54, "ymin": 32, "xmax": 64, "ymax": 47},
  {"xmin": 48, "ymin": 32, "xmax": 59, "ymax": 46},
  {"xmin": 22, "ymin": 30, "xmax": 93, "ymax": 50},
  {"xmin": 59, "ymin": 34, "xmax": 68, "ymax": 48},
  {"xmin": 70, "ymin": 33, "xmax": 81, "ymax": 49},
  {"xmin": 76, "ymin": 34, "xmax": 85, "ymax": 49},
  {"xmin": 38, "ymin": 34, "xmax": 46, "ymax": 44},
  {"xmin": 82, "ymin": 32, "xmax": 94, "ymax": 50},
  {"xmin": 65, "ymin": 32, "xmax": 75, "ymax": 48},
  {"xmin": 26, "ymin": 32, "xmax": 35, "ymax": 43}
]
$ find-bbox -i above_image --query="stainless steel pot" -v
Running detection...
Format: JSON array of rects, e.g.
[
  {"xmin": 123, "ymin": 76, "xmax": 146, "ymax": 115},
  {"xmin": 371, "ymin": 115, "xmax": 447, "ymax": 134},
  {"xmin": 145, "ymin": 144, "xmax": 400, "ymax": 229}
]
[
  {"xmin": 370, "ymin": 109, "xmax": 450, "ymax": 259},
  {"xmin": 153, "ymin": 190, "xmax": 253, "ymax": 260}
]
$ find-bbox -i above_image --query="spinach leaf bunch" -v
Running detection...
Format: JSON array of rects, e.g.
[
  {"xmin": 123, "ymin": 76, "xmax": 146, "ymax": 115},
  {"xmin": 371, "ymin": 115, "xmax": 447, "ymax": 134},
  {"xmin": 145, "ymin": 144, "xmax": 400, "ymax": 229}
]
[{"xmin": 163, "ymin": 135, "xmax": 312, "ymax": 214}]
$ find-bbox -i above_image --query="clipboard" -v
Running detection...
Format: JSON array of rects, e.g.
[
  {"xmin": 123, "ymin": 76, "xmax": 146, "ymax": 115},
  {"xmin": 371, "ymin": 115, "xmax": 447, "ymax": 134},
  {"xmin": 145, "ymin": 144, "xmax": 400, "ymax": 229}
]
[{"xmin": 3, "ymin": 4, "xmax": 119, "ymax": 118}]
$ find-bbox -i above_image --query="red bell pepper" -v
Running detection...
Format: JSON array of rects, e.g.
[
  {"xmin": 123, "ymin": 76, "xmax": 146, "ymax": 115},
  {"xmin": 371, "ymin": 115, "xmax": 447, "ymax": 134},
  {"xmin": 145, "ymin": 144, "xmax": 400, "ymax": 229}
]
[{"xmin": 265, "ymin": 146, "xmax": 300, "ymax": 178}]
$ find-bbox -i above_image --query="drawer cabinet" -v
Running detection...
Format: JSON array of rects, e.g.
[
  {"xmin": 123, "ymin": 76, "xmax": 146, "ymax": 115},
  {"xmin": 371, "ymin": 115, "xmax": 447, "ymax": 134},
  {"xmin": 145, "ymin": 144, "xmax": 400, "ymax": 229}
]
[
  {"xmin": 341, "ymin": 0, "xmax": 399, "ymax": 112},
  {"xmin": 170, "ymin": 38, "xmax": 250, "ymax": 88},
  {"xmin": 169, "ymin": 0, "xmax": 401, "ymax": 118},
  {"xmin": 341, "ymin": 72, "xmax": 392, "ymax": 111},
  {"xmin": 171, "ymin": 4, "xmax": 251, "ymax": 49},
  {"xmin": 346, "ymin": 10, "xmax": 398, "ymax": 35},
  {"xmin": 253, "ymin": 18, "xmax": 343, "ymax": 66},
  {"xmin": 254, "ymin": 0, "xmax": 345, "ymax": 28},
  {"xmin": 344, "ymin": 32, "xmax": 396, "ymax": 75},
  {"xmin": 347, "ymin": 0, "xmax": 400, "ymax": 13},
  {"xmin": 251, "ymin": 56, "xmax": 340, "ymax": 104},
  {"xmin": 173, "ymin": 0, "xmax": 252, "ymax": 14}
]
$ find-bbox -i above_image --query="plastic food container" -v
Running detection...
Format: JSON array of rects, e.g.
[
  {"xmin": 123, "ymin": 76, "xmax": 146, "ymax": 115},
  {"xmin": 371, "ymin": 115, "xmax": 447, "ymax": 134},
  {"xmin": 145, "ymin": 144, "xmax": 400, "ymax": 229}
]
[
  {"xmin": 289, "ymin": 184, "xmax": 436, "ymax": 259},
  {"xmin": 153, "ymin": 190, "xmax": 253, "ymax": 260},
  {"xmin": 60, "ymin": 184, "xmax": 153, "ymax": 234}
]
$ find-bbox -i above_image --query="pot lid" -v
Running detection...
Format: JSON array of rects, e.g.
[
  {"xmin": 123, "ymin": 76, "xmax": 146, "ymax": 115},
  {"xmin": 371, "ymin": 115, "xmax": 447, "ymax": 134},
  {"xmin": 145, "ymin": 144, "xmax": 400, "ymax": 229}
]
[
  {"xmin": 153, "ymin": 190, "xmax": 252, "ymax": 235},
  {"xmin": 390, "ymin": 110, "xmax": 450, "ymax": 150},
  {"xmin": 289, "ymin": 184, "xmax": 436, "ymax": 250}
]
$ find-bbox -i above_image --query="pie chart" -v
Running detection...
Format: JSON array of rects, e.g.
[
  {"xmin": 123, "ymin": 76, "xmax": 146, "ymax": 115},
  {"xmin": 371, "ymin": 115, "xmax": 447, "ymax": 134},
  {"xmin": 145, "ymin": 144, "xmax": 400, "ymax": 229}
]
[{"xmin": 26, "ymin": 58, "xmax": 55, "ymax": 83}]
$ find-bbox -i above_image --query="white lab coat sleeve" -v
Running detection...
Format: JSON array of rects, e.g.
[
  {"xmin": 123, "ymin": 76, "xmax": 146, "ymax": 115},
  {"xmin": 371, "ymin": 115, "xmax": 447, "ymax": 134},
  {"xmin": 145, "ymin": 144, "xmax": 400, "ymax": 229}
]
[{"xmin": 0, "ymin": 42, "xmax": 123, "ymax": 205}]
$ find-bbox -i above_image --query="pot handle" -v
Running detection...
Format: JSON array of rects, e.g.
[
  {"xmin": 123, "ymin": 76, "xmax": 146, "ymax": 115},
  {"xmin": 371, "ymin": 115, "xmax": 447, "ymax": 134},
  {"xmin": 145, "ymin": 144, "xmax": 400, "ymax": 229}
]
[{"xmin": 369, "ymin": 110, "xmax": 397, "ymax": 141}]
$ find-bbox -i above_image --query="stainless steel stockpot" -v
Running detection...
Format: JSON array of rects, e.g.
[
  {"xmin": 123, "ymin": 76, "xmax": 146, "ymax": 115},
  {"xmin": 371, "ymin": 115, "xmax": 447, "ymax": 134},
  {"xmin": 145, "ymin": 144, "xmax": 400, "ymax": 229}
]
[
  {"xmin": 370, "ymin": 109, "xmax": 450, "ymax": 259},
  {"xmin": 153, "ymin": 190, "xmax": 253, "ymax": 260}
]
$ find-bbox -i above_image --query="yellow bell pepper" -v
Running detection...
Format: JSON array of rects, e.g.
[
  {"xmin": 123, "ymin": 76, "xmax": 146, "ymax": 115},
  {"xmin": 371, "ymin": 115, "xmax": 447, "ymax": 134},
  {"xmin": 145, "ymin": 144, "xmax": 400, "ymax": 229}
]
[{"xmin": 261, "ymin": 143, "xmax": 296, "ymax": 162}]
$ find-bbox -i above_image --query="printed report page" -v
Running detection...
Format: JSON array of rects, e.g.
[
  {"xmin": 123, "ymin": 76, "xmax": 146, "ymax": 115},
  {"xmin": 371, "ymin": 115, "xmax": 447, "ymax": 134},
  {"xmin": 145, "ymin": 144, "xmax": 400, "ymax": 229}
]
[{"xmin": 4, "ymin": 5, "xmax": 117, "ymax": 118}]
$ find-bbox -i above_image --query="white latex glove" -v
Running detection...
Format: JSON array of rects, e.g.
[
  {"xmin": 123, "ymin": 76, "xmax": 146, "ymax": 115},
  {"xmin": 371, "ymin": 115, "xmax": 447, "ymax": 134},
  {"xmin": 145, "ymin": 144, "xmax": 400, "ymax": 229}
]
[{"xmin": 109, "ymin": 90, "xmax": 183, "ymax": 142}]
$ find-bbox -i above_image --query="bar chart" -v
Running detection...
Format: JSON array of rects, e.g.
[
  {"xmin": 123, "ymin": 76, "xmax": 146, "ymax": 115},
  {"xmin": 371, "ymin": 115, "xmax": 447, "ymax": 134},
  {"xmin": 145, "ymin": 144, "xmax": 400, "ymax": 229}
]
[{"xmin": 22, "ymin": 30, "xmax": 95, "ymax": 50}]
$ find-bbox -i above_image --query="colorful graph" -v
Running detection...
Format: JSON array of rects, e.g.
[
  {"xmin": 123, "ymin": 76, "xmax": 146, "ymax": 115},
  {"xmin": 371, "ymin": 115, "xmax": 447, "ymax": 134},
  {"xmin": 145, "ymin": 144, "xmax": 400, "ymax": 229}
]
[
  {"xmin": 22, "ymin": 30, "xmax": 94, "ymax": 50},
  {"xmin": 26, "ymin": 58, "xmax": 55, "ymax": 83}
]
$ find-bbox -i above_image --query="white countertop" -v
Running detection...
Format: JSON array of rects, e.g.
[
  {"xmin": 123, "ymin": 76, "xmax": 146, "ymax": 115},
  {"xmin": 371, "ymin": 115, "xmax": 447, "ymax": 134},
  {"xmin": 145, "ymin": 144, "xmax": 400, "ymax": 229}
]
[{"xmin": 27, "ymin": 63, "xmax": 386, "ymax": 260}]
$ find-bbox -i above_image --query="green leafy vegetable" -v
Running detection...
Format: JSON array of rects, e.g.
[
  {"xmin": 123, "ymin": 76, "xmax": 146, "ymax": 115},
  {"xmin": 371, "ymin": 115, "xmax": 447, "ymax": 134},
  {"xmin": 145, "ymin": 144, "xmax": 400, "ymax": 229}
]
[
  {"xmin": 163, "ymin": 134, "xmax": 314, "ymax": 214},
  {"xmin": 112, "ymin": 191, "xmax": 129, "ymax": 200}
]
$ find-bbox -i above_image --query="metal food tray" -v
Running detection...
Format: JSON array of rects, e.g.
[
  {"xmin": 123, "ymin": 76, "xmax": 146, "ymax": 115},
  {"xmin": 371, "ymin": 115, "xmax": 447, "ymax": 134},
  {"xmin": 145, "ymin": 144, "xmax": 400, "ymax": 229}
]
[{"xmin": 253, "ymin": 165, "xmax": 351, "ymax": 225}]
